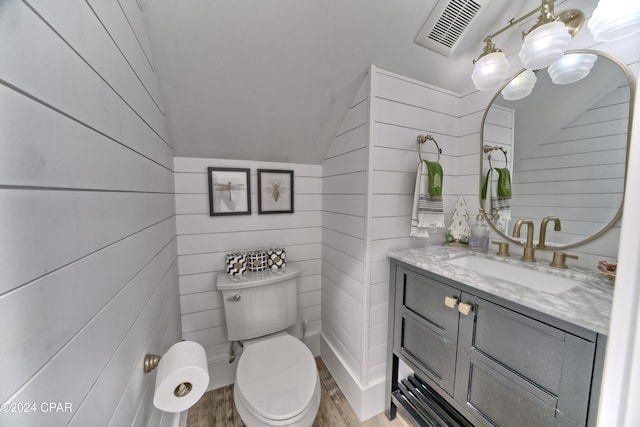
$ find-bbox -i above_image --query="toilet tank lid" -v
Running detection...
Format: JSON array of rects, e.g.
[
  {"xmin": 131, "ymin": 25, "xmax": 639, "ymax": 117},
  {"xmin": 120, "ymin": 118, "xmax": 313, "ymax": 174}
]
[{"xmin": 216, "ymin": 265, "xmax": 300, "ymax": 290}]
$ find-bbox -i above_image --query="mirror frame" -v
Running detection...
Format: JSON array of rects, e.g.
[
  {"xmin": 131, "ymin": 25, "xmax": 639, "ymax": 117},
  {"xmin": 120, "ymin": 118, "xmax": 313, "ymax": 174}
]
[{"xmin": 479, "ymin": 49, "xmax": 636, "ymax": 250}]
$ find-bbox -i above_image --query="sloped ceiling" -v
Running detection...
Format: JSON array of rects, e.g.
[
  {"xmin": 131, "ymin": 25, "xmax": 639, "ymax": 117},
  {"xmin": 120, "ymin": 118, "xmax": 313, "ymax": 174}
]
[{"xmin": 139, "ymin": 0, "xmax": 592, "ymax": 164}]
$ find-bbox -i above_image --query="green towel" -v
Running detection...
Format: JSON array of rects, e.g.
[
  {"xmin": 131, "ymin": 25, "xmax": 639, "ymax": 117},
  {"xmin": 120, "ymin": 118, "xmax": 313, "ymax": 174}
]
[
  {"xmin": 482, "ymin": 168, "xmax": 511, "ymax": 199},
  {"xmin": 496, "ymin": 167, "xmax": 511, "ymax": 199},
  {"xmin": 423, "ymin": 160, "xmax": 443, "ymax": 199}
]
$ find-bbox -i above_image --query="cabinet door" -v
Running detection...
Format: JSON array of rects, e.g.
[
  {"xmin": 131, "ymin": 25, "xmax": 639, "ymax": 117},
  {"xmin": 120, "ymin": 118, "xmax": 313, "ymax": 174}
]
[
  {"xmin": 454, "ymin": 295, "xmax": 596, "ymax": 427},
  {"xmin": 395, "ymin": 268, "xmax": 461, "ymax": 395}
]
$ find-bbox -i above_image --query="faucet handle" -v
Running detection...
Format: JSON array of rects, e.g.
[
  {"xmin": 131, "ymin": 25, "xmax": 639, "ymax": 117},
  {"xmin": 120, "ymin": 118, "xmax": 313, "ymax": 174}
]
[
  {"xmin": 550, "ymin": 252, "xmax": 578, "ymax": 269},
  {"xmin": 492, "ymin": 241, "xmax": 510, "ymax": 257}
]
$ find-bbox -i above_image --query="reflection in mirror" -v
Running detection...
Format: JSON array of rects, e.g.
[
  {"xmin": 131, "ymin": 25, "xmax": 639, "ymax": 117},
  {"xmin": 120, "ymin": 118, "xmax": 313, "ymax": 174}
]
[{"xmin": 480, "ymin": 50, "xmax": 634, "ymax": 249}]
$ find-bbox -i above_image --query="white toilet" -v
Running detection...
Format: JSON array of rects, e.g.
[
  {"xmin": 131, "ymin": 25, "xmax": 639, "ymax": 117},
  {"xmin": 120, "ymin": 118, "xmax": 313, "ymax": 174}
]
[{"xmin": 217, "ymin": 265, "xmax": 320, "ymax": 427}]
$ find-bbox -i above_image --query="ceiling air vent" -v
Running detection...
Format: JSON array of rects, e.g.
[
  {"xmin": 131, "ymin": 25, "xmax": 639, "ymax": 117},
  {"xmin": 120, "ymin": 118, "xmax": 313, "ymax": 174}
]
[{"xmin": 415, "ymin": 0, "xmax": 491, "ymax": 56}]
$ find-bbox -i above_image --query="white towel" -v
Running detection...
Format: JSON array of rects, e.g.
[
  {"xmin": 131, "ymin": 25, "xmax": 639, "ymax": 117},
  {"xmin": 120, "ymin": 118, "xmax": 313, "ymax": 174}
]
[
  {"xmin": 485, "ymin": 168, "xmax": 511, "ymax": 234},
  {"xmin": 410, "ymin": 161, "xmax": 445, "ymax": 237}
]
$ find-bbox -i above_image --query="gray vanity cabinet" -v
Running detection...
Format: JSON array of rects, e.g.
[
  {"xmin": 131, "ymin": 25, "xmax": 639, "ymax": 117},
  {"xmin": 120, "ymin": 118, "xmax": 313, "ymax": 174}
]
[{"xmin": 387, "ymin": 261, "xmax": 602, "ymax": 427}]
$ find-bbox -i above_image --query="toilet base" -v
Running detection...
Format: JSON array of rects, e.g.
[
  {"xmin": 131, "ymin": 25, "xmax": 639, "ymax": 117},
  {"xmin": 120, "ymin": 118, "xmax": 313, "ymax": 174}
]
[{"xmin": 233, "ymin": 374, "xmax": 321, "ymax": 427}]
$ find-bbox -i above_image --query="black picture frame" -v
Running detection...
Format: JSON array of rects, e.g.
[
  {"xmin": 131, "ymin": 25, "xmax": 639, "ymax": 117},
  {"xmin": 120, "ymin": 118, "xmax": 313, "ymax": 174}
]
[
  {"xmin": 208, "ymin": 167, "xmax": 251, "ymax": 216},
  {"xmin": 257, "ymin": 169, "xmax": 294, "ymax": 214}
]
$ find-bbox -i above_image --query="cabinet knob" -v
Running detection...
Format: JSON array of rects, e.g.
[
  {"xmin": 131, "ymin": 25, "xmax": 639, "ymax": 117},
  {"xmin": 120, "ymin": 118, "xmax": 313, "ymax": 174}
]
[
  {"xmin": 444, "ymin": 296, "xmax": 459, "ymax": 308},
  {"xmin": 458, "ymin": 302, "xmax": 474, "ymax": 316}
]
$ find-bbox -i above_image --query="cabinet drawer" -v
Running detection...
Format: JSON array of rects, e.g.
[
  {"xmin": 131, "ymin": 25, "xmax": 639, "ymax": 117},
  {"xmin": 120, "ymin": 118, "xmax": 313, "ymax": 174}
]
[
  {"xmin": 403, "ymin": 270, "xmax": 460, "ymax": 344},
  {"xmin": 401, "ymin": 314, "xmax": 457, "ymax": 395}
]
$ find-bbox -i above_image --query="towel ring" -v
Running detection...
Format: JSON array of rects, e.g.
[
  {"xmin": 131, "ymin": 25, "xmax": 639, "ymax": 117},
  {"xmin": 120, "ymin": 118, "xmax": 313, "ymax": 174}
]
[
  {"xmin": 483, "ymin": 145, "xmax": 508, "ymax": 169},
  {"xmin": 417, "ymin": 134, "xmax": 442, "ymax": 162}
]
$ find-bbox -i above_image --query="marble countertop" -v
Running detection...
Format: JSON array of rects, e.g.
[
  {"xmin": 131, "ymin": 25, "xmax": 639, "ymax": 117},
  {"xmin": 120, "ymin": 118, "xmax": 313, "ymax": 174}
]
[{"xmin": 389, "ymin": 246, "xmax": 614, "ymax": 335}]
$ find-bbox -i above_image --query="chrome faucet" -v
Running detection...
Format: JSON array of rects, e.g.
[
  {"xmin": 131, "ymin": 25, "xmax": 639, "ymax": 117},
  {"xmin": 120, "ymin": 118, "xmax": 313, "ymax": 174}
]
[
  {"xmin": 538, "ymin": 216, "xmax": 561, "ymax": 248},
  {"xmin": 512, "ymin": 219, "xmax": 536, "ymax": 262}
]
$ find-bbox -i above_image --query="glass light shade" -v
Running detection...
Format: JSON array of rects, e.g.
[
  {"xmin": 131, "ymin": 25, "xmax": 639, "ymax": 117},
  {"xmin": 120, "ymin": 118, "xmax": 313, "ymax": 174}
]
[
  {"xmin": 471, "ymin": 51, "xmax": 510, "ymax": 91},
  {"xmin": 548, "ymin": 53, "xmax": 597, "ymax": 85},
  {"xmin": 588, "ymin": 0, "xmax": 640, "ymax": 42},
  {"xmin": 518, "ymin": 21, "xmax": 571, "ymax": 70},
  {"xmin": 501, "ymin": 69, "xmax": 537, "ymax": 100}
]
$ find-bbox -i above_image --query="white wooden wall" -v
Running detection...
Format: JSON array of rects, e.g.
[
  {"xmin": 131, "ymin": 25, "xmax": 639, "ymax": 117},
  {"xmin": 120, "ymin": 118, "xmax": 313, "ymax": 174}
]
[
  {"xmin": 368, "ymin": 68, "xmax": 460, "ymax": 385},
  {"xmin": 459, "ymin": 32, "xmax": 640, "ymax": 270},
  {"xmin": 321, "ymin": 75, "xmax": 370, "ymax": 386},
  {"xmin": 320, "ymin": 67, "xmax": 461, "ymax": 419},
  {"xmin": 174, "ymin": 157, "xmax": 322, "ymax": 368},
  {"xmin": 0, "ymin": 1, "xmax": 179, "ymax": 427}
]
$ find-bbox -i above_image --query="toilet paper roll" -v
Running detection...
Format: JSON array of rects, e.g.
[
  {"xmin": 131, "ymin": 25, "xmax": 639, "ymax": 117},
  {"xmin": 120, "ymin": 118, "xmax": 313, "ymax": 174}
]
[{"xmin": 153, "ymin": 341, "xmax": 210, "ymax": 413}]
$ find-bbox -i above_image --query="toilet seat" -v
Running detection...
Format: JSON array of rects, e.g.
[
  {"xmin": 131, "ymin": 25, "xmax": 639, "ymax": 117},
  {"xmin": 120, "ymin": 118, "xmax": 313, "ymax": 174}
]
[{"xmin": 235, "ymin": 335, "xmax": 319, "ymax": 426}]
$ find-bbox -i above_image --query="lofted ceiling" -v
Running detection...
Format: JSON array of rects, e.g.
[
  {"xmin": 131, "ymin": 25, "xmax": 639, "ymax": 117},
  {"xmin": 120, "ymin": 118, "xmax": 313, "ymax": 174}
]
[{"xmin": 139, "ymin": 0, "xmax": 597, "ymax": 164}]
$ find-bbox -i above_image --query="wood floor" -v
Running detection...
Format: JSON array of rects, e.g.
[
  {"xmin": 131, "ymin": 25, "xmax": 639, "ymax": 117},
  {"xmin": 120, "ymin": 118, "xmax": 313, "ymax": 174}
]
[{"xmin": 186, "ymin": 358, "xmax": 416, "ymax": 427}]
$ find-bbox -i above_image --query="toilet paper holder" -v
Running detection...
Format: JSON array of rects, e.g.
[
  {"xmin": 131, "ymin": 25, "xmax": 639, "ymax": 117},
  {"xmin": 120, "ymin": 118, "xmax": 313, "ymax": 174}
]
[
  {"xmin": 144, "ymin": 352, "xmax": 194, "ymax": 398},
  {"xmin": 144, "ymin": 339, "xmax": 187, "ymax": 373},
  {"xmin": 144, "ymin": 353, "xmax": 162, "ymax": 373},
  {"xmin": 145, "ymin": 341, "xmax": 209, "ymax": 411}
]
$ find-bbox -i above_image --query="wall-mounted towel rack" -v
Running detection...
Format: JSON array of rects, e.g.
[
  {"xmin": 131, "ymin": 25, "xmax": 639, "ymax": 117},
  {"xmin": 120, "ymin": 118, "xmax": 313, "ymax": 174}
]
[
  {"xmin": 417, "ymin": 134, "xmax": 442, "ymax": 162},
  {"xmin": 483, "ymin": 144, "xmax": 508, "ymax": 169}
]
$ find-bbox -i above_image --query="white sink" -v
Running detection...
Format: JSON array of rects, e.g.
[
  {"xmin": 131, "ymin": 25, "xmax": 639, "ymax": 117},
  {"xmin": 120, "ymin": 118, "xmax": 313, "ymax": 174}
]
[{"xmin": 445, "ymin": 255, "xmax": 581, "ymax": 295}]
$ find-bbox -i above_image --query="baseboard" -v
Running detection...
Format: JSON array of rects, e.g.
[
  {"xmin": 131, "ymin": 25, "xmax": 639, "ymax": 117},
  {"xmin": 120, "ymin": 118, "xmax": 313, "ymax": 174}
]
[
  {"xmin": 306, "ymin": 330, "xmax": 322, "ymax": 356},
  {"xmin": 177, "ymin": 411, "xmax": 187, "ymax": 427},
  {"xmin": 207, "ymin": 355, "xmax": 239, "ymax": 391},
  {"xmin": 206, "ymin": 332, "xmax": 322, "ymax": 391},
  {"xmin": 320, "ymin": 334, "xmax": 386, "ymax": 421}
]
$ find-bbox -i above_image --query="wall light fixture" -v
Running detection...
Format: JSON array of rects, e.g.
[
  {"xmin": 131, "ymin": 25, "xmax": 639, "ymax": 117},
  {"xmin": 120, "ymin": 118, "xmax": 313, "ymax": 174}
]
[
  {"xmin": 472, "ymin": 0, "xmax": 640, "ymax": 92},
  {"xmin": 547, "ymin": 53, "xmax": 598, "ymax": 85},
  {"xmin": 501, "ymin": 69, "xmax": 537, "ymax": 100},
  {"xmin": 588, "ymin": 0, "xmax": 640, "ymax": 42},
  {"xmin": 471, "ymin": 0, "xmax": 582, "ymax": 91}
]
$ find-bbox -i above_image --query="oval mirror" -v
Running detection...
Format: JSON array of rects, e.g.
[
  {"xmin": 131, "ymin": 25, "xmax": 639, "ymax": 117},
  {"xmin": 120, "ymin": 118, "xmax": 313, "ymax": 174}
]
[{"xmin": 480, "ymin": 50, "xmax": 635, "ymax": 249}]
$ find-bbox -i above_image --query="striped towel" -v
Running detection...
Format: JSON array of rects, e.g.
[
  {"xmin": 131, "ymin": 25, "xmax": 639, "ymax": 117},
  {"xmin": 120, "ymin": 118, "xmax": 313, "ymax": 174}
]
[
  {"xmin": 482, "ymin": 168, "xmax": 511, "ymax": 234},
  {"xmin": 410, "ymin": 160, "xmax": 445, "ymax": 237}
]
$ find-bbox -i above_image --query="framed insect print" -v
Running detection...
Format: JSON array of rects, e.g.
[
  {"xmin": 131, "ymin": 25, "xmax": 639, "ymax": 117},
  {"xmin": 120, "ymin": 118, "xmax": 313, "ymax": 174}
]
[
  {"xmin": 208, "ymin": 167, "xmax": 251, "ymax": 216},
  {"xmin": 257, "ymin": 169, "xmax": 294, "ymax": 214}
]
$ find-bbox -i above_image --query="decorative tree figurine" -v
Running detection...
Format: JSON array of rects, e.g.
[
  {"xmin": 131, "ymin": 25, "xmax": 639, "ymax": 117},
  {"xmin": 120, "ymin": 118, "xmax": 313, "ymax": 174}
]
[{"xmin": 447, "ymin": 196, "xmax": 471, "ymax": 244}]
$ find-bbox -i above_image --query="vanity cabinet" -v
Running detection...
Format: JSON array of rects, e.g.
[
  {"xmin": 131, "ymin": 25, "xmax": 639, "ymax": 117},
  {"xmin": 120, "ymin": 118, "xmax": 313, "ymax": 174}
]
[{"xmin": 386, "ymin": 260, "xmax": 605, "ymax": 427}]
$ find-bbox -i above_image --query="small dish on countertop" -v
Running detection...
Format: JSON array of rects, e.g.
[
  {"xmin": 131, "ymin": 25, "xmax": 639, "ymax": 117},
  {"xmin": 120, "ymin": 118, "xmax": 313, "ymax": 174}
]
[{"xmin": 597, "ymin": 260, "xmax": 617, "ymax": 280}]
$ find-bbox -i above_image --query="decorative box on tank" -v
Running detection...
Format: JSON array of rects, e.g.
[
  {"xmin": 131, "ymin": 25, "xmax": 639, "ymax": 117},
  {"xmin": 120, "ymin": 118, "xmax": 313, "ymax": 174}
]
[
  {"xmin": 226, "ymin": 252, "xmax": 247, "ymax": 276},
  {"xmin": 247, "ymin": 250, "xmax": 268, "ymax": 272},
  {"xmin": 268, "ymin": 248, "xmax": 286, "ymax": 270}
]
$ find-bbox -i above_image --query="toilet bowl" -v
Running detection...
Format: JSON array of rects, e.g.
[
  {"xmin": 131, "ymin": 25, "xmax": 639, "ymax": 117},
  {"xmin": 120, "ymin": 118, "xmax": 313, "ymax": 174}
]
[
  {"xmin": 217, "ymin": 265, "xmax": 319, "ymax": 426},
  {"xmin": 234, "ymin": 334, "xmax": 320, "ymax": 427}
]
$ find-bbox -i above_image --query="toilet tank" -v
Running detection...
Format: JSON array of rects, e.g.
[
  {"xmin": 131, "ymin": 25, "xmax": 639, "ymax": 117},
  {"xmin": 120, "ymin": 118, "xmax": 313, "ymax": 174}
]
[{"xmin": 217, "ymin": 265, "xmax": 300, "ymax": 341}]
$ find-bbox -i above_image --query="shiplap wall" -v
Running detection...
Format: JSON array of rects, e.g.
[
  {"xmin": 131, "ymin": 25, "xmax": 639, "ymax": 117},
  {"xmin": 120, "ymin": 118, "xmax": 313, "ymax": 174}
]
[
  {"xmin": 320, "ymin": 67, "xmax": 461, "ymax": 419},
  {"xmin": 0, "ymin": 1, "xmax": 179, "ymax": 427},
  {"xmin": 321, "ymin": 75, "xmax": 370, "ymax": 388},
  {"xmin": 174, "ymin": 157, "xmax": 322, "ymax": 376},
  {"xmin": 459, "ymin": 32, "xmax": 640, "ymax": 269},
  {"xmin": 368, "ymin": 68, "xmax": 460, "ymax": 385}
]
